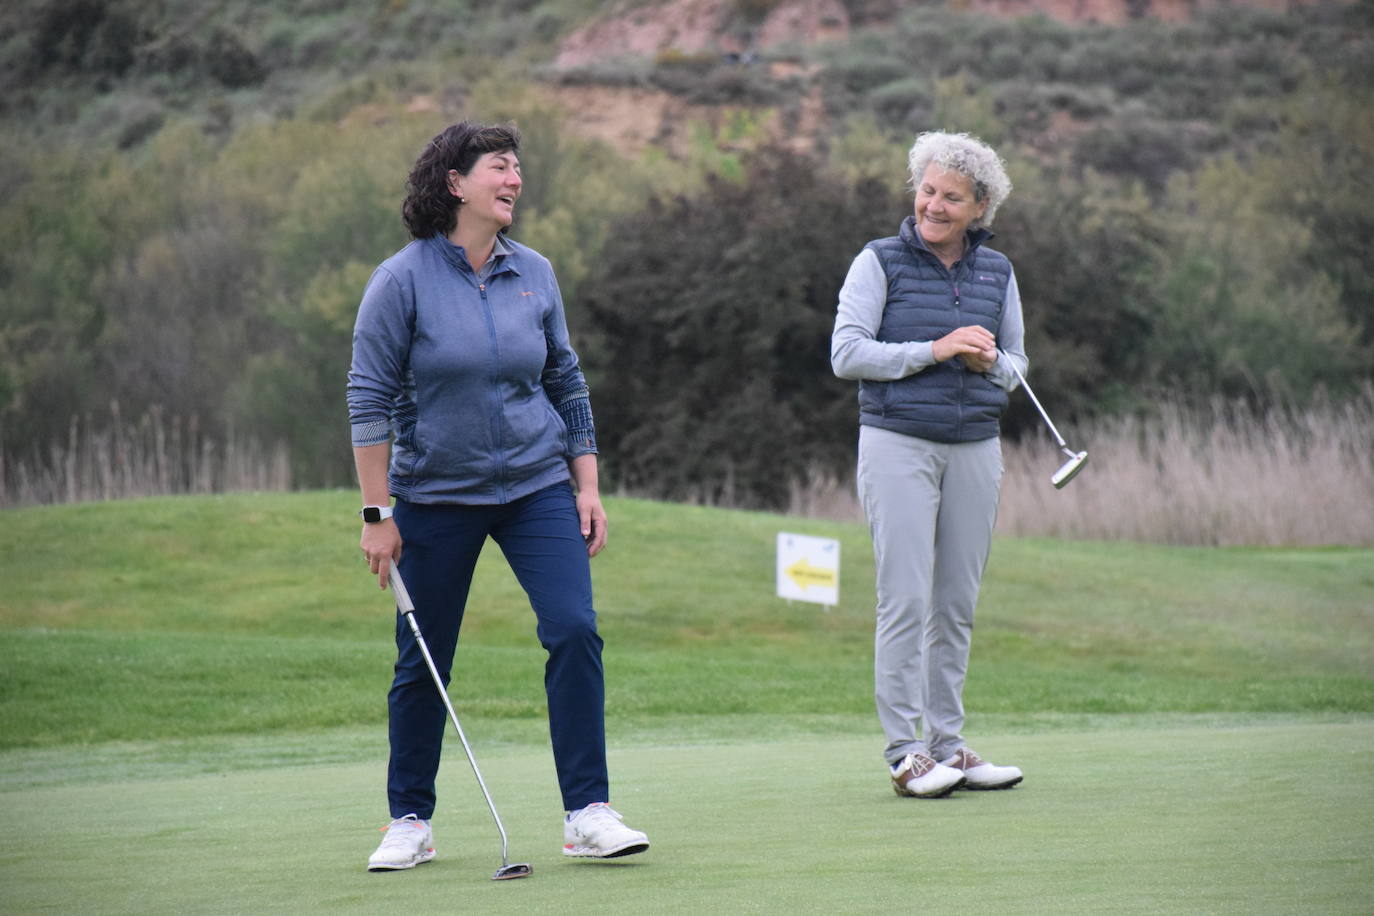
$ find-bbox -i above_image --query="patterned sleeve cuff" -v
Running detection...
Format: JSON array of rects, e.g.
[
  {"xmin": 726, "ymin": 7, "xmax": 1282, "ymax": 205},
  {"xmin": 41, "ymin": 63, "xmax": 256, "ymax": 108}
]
[
  {"xmin": 351, "ymin": 419, "xmax": 391, "ymax": 448},
  {"xmin": 555, "ymin": 394, "xmax": 597, "ymax": 456}
]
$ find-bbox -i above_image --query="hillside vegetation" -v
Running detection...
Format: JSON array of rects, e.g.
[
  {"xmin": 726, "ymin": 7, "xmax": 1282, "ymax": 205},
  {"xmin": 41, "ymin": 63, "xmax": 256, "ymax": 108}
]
[{"xmin": 2, "ymin": 0, "xmax": 1371, "ymax": 523}]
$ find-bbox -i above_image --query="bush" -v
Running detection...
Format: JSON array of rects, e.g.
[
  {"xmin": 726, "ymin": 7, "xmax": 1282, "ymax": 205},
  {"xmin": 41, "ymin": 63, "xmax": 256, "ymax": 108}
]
[
  {"xmin": 27, "ymin": 0, "xmax": 140, "ymax": 77},
  {"xmin": 1071, "ymin": 111, "xmax": 1194, "ymax": 190},
  {"xmin": 866, "ymin": 75, "xmax": 931, "ymax": 125},
  {"xmin": 648, "ymin": 55, "xmax": 782, "ymax": 105},
  {"xmin": 204, "ymin": 28, "xmax": 266, "ymax": 88},
  {"xmin": 580, "ymin": 146, "xmax": 905, "ymax": 508},
  {"xmin": 819, "ymin": 39, "xmax": 909, "ymax": 96},
  {"xmin": 991, "ymin": 163, "xmax": 1168, "ymax": 422}
]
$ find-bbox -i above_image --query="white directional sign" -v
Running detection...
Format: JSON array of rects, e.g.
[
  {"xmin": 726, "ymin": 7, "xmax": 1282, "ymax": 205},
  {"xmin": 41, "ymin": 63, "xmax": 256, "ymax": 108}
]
[{"xmin": 776, "ymin": 532, "xmax": 840, "ymax": 607}]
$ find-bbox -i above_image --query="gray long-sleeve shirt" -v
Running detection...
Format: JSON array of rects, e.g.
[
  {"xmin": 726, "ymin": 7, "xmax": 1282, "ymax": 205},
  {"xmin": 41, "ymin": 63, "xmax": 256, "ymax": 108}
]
[{"xmin": 830, "ymin": 247, "xmax": 1028, "ymax": 388}]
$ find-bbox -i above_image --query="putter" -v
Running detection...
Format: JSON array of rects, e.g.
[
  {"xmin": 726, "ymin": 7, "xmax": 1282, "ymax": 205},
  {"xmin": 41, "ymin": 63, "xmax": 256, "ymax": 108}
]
[
  {"xmin": 387, "ymin": 562, "xmax": 533, "ymax": 881},
  {"xmin": 1000, "ymin": 351, "xmax": 1088, "ymax": 488}
]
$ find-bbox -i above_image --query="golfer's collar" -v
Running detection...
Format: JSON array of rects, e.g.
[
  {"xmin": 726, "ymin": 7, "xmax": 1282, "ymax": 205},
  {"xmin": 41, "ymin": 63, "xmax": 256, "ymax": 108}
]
[
  {"xmin": 899, "ymin": 217, "xmax": 995, "ymax": 260},
  {"xmin": 430, "ymin": 233, "xmax": 521, "ymax": 277},
  {"xmin": 485, "ymin": 233, "xmax": 521, "ymax": 278},
  {"xmin": 475, "ymin": 234, "xmax": 518, "ymax": 281}
]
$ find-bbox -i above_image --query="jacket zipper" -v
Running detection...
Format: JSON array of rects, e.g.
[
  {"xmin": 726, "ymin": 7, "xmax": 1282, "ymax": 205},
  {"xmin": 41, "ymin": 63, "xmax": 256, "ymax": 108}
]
[{"xmin": 478, "ymin": 281, "xmax": 508, "ymax": 502}]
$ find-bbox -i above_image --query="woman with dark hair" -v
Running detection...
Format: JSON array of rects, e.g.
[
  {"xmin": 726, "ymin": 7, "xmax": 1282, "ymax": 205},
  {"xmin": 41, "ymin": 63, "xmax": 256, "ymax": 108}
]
[{"xmin": 348, "ymin": 120, "xmax": 649, "ymax": 871}]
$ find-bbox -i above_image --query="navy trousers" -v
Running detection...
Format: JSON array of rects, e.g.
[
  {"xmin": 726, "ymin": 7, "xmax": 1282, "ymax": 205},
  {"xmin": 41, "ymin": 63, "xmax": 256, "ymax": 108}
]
[{"xmin": 386, "ymin": 482, "xmax": 608, "ymax": 818}]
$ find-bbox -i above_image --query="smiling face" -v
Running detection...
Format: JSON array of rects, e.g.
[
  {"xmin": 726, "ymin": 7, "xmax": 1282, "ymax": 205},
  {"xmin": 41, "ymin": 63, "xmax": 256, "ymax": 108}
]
[
  {"xmin": 914, "ymin": 162, "xmax": 988, "ymax": 259},
  {"xmin": 447, "ymin": 149, "xmax": 522, "ymax": 231}
]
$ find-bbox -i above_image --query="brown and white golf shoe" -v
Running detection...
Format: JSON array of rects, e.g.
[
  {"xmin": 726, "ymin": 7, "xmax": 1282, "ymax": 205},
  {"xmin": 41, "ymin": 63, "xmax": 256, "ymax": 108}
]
[
  {"xmin": 890, "ymin": 752, "xmax": 966, "ymax": 798},
  {"xmin": 940, "ymin": 747, "xmax": 1024, "ymax": 790}
]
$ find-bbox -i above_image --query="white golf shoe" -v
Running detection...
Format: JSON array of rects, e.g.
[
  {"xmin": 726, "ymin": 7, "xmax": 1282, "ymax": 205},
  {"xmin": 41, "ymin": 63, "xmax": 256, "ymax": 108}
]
[
  {"xmin": 367, "ymin": 814, "xmax": 436, "ymax": 871},
  {"xmin": 940, "ymin": 747, "xmax": 1024, "ymax": 790},
  {"xmin": 563, "ymin": 803, "xmax": 650, "ymax": 858},
  {"xmin": 891, "ymin": 752, "xmax": 966, "ymax": 798}
]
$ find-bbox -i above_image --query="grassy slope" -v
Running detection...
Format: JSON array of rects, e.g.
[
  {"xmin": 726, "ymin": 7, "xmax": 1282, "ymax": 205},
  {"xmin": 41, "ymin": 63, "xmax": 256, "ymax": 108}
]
[
  {"xmin": 2, "ymin": 492, "xmax": 1372, "ymax": 914},
  {"xmin": 2, "ymin": 490, "xmax": 1371, "ymax": 751}
]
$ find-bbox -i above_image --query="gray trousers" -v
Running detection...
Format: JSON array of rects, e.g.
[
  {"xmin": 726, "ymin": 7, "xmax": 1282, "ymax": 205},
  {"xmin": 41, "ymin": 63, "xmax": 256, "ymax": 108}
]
[{"xmin": 856, "ymin": 425, "xmax": 1003, "ymax": 765}]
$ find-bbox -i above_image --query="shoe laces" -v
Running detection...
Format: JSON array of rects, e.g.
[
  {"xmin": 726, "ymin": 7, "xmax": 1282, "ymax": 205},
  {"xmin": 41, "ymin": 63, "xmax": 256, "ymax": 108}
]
[
  {"xmin": 571, "ymin": 802, "xmax": 624, "ymax": 831},
  {"xmin": 900, "ymin": 752, "xmax": 936, "ymax": 777},
  {"xmin": 955, "ymin": 748, "xmax": 988, "ymax": 769},
  {"xmin": 377, "ymin": 814, "xmax": 425, "ymax": 848}
]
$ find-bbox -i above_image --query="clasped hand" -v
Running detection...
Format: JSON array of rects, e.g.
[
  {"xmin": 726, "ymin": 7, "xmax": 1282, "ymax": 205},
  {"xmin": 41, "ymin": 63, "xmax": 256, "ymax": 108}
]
[{"xmin": 933, "ymin": 326, "xmax": 997, "ymax": 373}]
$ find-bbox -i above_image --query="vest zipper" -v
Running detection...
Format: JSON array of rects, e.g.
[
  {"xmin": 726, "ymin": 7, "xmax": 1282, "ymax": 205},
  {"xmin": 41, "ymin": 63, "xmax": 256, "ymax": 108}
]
[{"xmin": 952, "ymin": 269, "xmax": 964, "ymax": 439}]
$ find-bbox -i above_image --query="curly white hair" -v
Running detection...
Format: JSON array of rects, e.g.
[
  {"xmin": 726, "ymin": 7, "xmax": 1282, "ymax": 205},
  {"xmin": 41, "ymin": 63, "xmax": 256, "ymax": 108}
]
[{"xmin": 907, "ymin": 131, "xmax": 1012, "ymax": 227}]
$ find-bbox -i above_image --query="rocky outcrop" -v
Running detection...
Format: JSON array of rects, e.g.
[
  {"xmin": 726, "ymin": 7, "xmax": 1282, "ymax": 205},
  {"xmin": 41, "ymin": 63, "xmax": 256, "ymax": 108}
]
[
  {"xmin": 553, "ymin": 0, "xmax": 849, "ymax": 70},
  {"xmin": 555, "ymin": 0, "xmax": 1342, "ymax": 70}
]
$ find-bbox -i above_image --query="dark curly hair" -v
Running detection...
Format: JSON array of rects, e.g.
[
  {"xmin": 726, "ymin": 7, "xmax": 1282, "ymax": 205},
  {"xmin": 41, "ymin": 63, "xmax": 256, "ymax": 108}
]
[{"xmin": 401, "ymin": 121, "xmax": 521, "ymax": 240}]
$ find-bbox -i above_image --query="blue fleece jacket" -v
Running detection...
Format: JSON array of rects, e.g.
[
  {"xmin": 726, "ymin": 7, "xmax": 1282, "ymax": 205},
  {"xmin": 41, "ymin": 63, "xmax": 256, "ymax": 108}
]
[{"xmin": 347, "ymin": 233, "xmax": 595, "ymax": 505}]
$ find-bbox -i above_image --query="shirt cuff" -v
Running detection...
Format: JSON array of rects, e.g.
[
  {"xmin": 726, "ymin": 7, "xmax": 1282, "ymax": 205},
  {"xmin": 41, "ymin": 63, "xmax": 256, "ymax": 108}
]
[
  {"xmin": 351, "ymin": 419, "xmax": 390, "ymax": 448},
  {"xmin": 555, "ymin": 395, "xmax": 598, "ymax": 456}
]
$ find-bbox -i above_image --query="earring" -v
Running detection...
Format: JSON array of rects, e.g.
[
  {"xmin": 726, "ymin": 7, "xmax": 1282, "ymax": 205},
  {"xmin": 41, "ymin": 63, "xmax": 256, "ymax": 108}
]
[{"xmin": 457, "ymin": 197, "xmax": 466, "ymax": 204}]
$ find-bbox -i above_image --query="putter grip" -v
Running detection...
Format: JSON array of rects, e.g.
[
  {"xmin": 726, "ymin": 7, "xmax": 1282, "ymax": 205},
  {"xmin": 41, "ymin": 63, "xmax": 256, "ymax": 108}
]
[{"xmin": 387, "ymin": 563, "xmax": 415, "ymax": 613}]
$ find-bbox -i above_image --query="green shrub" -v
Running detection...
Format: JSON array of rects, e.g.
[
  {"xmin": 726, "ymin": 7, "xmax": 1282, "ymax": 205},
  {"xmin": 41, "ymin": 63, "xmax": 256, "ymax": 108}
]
[
  {"xmin": 648, "ymin": 56, "xmax": 783, "ymax": 105},
  {"xmin": 866, "ymin": 75, "xmax": 931, "ymax": 124},
  {"xmin": 1072, "ymin": 111, "xmax": 1194, "ymax": 190},
  {"xmin": 580, "ymin": 146, "xmax": 904, "ymax": 508},
  {"xmin": 26, "ymin": 0, "xmax": 142, "ymax": 77}
]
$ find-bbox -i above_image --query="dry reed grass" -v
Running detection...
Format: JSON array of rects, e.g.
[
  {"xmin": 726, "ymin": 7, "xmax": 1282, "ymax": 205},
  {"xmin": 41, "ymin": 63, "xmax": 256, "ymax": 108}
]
[
  {"xmin": 0, "ymin": 404, "xmax": 291, "ymax": 509},
  {"xmin": 9, "ymin": 392, "xmax": 1371, "ymax": 547},
  {"xmin": 790, "ymin": 386, "xmax": 1374, "ymax": 547}
]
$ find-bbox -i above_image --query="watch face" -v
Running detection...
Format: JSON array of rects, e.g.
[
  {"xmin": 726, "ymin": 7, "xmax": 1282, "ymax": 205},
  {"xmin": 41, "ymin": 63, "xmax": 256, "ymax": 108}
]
[{"xmin": 362, "ymin": 507, "xmax": 382, "ymax": 523}]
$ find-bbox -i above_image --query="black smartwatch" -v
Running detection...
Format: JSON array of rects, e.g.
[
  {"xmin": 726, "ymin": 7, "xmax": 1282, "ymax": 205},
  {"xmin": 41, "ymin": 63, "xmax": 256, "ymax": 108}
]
[{"xmin": 359, "ymin": 505, "xmax": 393, "ymax": 523}]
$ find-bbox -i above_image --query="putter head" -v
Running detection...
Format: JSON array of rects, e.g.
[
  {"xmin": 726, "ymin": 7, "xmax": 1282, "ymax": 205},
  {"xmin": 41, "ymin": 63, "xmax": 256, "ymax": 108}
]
[
  {"xmin": 1051, "ymin": 450, "xmax": 1088, "ymax": 489},
  {"xmin": 492, "ymin": 863, "xmax": 533, "ymax": 881}
]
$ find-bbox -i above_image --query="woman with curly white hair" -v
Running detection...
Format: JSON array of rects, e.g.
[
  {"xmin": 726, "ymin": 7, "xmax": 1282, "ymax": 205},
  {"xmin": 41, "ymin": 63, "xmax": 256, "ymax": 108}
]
[{"xmin": 831, "ymin": 131, "xmax": 1026, "ymax": 799}]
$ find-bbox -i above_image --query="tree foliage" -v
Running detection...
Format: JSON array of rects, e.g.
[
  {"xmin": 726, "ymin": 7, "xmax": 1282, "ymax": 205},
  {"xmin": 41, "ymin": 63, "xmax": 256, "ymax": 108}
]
[
  {"xmin": 2, "ymin": 2, "xmax": 1371, "ymax": 504},
  {"xmin": 992, "ymin": 165, "xmax": 1165, "ymax": 422},
  {"xmin": 580, "ymin": 146, "xmax": 904, "ymax": 507}
]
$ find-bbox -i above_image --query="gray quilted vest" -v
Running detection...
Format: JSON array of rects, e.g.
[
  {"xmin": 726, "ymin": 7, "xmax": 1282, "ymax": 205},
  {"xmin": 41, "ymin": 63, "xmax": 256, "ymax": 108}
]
[{"xmin": 858, "ymin": 216, "xmax": 1011, "ymax": 443}]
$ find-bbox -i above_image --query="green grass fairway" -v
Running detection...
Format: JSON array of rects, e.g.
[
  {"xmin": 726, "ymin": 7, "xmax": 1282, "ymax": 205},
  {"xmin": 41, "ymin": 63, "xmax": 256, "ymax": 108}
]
[
  {"xmin": 3, "ymin": 723, "xmax": 1371, "ymax": 914},
  {"xmin": 4, "ymin": 492, "xmax": 1371, "ymax": 751},
  {"xmin": 3, "ymin": 492, "xmax": 1372, "ymax": 913}
]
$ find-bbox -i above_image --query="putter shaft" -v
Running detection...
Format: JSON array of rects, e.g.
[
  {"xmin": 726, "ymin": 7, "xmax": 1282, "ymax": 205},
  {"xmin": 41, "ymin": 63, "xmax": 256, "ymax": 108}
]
[
  {"xmin": 998, "ymin": 349, "xmax": 1088, "ymax": 488},
  {"xmin": 388, "ymin": 563, "xmax": 532, "ymax": 880},
  {"xmin": 1001, "ymin": 353, "xmax": 1069, "ymax": 450}
]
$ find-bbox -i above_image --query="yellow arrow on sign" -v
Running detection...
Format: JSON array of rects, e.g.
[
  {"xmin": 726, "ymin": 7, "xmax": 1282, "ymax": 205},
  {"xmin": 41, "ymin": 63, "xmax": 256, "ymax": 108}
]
[{"xmin": 786, "ymin": 558, "xmax": 837, "ymax": 591}]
